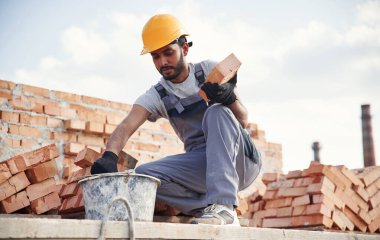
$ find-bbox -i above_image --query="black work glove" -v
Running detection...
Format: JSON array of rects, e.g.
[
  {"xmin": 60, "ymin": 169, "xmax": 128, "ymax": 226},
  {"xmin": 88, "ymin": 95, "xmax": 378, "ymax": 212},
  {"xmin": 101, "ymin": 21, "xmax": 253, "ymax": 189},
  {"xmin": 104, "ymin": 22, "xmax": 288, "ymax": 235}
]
[
  {"xmin": 90, "ymin": 151, "xmax": 119, "ymax": 174},
  {"xmin": 201, "ymin": 74, "xmax": 237, "ymax": 105}
]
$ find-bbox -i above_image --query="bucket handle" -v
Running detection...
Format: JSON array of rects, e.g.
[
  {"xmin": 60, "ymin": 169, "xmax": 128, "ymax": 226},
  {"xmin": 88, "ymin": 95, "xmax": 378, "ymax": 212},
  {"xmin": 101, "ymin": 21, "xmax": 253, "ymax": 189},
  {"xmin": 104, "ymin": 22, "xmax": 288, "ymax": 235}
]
[{"xmin": 98, "ymin": 196, "xmax": 135, "ymax": 240}]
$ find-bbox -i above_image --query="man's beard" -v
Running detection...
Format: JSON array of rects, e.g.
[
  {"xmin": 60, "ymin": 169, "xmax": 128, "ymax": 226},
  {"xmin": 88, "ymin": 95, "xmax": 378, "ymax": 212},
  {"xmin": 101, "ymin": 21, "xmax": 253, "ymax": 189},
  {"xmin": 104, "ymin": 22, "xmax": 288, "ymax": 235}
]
[{"xmin": 159, "ymin": 52, "xmax": 185, "ymax": 81}]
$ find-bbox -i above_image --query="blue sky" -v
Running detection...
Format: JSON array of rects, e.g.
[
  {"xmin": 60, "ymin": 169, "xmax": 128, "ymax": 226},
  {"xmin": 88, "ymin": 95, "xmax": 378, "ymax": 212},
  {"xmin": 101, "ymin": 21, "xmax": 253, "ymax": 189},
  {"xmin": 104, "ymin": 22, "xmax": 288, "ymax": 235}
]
[{"xmin": 1, "ymin": 0, "xmax": 379, "ymax": 172}]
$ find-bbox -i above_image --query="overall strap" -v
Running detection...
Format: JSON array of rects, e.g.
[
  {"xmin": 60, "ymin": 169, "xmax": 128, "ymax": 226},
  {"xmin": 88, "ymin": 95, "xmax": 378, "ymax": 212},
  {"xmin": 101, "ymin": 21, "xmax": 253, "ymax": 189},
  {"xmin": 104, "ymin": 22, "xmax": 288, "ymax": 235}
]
[
  {"xmin": 194, "ymin": 63, "xmax": 205, "ymax": 86},
  {"xmin": 154, "ymin": 62, "xmax": 207, "ymax": 116}
]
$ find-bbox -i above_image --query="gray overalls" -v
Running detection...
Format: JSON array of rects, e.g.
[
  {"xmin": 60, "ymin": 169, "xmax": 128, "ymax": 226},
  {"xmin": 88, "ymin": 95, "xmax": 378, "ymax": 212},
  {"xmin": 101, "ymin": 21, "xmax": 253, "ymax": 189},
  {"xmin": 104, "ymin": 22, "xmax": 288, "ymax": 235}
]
[{"xmin": 135, "ymin": 63, "xmax": 262, "ymax": 214}]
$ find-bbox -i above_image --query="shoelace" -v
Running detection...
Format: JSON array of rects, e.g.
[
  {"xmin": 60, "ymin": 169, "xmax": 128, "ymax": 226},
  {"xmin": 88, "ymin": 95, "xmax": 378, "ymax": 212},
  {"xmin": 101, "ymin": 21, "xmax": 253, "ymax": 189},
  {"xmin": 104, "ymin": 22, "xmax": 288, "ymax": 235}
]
[{"xmin": 203, "ymin": 204, "xmax": 217, "ymax": 213}]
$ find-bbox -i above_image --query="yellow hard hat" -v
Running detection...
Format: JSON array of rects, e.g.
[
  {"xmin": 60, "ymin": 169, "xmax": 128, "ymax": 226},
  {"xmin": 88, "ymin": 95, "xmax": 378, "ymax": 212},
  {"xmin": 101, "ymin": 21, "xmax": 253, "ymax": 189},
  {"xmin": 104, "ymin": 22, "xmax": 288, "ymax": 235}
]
[{"xmin": 140, "ymin": 14, "xmax": 190, "ymax": 55}]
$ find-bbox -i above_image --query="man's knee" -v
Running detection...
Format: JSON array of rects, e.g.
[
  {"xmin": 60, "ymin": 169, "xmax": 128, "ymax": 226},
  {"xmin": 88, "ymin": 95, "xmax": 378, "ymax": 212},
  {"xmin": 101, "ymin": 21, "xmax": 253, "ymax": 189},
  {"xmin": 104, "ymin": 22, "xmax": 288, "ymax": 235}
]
[
  {"xmin": 203, "ymin": 104, "xmax": 230, "ymax": 122},
  {"xmin": 135, "ymin": 164, "xmax": 151, "ymax": 175}
]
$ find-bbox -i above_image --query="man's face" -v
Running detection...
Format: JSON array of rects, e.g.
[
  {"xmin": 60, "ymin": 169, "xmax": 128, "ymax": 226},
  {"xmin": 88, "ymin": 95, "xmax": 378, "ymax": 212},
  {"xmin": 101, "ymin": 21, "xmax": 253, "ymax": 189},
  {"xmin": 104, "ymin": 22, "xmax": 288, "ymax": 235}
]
[{"xmin": 151, "ymin": 44, "xmax": 186, "ymax": 82}]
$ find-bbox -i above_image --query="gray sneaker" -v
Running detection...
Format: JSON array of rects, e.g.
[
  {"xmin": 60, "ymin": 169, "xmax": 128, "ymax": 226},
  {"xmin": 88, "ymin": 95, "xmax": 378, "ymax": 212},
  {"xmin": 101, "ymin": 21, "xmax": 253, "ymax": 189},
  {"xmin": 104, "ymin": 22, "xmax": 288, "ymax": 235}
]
[{"xmin": 191, "ymin": 204, "xmax": 240, "ymax": 226}]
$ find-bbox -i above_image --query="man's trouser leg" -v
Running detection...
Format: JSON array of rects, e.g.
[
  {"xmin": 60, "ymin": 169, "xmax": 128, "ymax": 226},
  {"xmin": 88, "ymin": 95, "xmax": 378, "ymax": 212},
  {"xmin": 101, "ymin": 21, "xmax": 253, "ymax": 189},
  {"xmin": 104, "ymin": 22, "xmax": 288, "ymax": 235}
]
[{"xmin": 135, "ymin": 104, "xmax": 261, "ymax": 214}]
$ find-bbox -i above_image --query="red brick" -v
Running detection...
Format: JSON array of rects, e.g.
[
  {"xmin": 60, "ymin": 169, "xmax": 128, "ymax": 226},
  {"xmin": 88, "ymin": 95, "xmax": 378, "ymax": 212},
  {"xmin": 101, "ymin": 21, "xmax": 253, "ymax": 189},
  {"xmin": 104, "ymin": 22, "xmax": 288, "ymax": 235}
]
[
  {"xmin": 31, "ymin": 191, "xmax": 61, "ymax": 214},
  {"xmin": 106, "ymin": 113, "xmax": 124, "ymax": 125},
  {"xmin": 67, "ymin": 167, "xmax": 91, "ymax": 183},
  {"xmin": 312, "ymin": 194, "xmax": 335, "ymax": 209},
  {"xmin": 74, "ymin": 148, "xmax": 101, "ymax": 168},
  {"xmin": 9, "ymin": 171, "xmax": 31, "ymax": 192},
  {"xmin": 262, "ymin": 217, "xmax": 292, "ymax": 228},
  {"xmin": 0, "ymin": 163, "xmax": 12, "ymax": 185},
  {"xmin": 293, "ymin": 177, "xmax": 314, "ymax": 187},
  {"xmin": 4, "ymin": 138, "xmax": 21, "ymax": 148},
  {"xmin": 358, "ymin": 208, "xmax": 372, "ymax": 224},
  {"xmin": 370, "ymin": 190, "xmax": 380, "ymax": 209},
  {"xmin": 9, "ymin": 98, "xmax": 33, "ymax": 112},
  {"xmin": 50, "ymin": 132, "xmax": 77, "ymax": 142},
  {"xmin": 369, "ymin": 205, "xmax": 380, "ymax": 221},
  {"xmin": 64, "ymin": 142, "xmax": 85, "ymax": 155},
  {"xmin": 354, "ymin": 186, "xmax": 370, "ymax": 202},
  {"xmin": 342, "ymin": 207, "xmax": 368, "ymax": 232},
  {"xmin": 53, "ymin": 91, "xmax": 82, "ymax": 102},
  {"xmin": 344, "ymin": 187, "xmax": 369, "ymax": 211},
  {"xmin": 26, "ymin": 178, "xmax": 56, "ymax": 201},
  {"xmin": 368, "ymin": 215, "xmax": 380, "ymax": 233},
  {"xmin": 82, "ymin": 95, "xmax": 110, "ymax": 107},
  {"xmin": 64, "ymin": 119, "xmax": 86, "ymax": 131},
  {"xmin": 265, "ymin": 197, "xmax": 292, "ymax": 209},
  {"xmin": 266, "ymin": 179, "xmax": 295, "ymax": 190},
  {"xmin": 109, "ymin": 101, "xmax": 131, "ymax": 112},
  {"xmin": 44, "ymin": 104, "xmax": 61, "ymax": 116},
  {"xmin": 59, "ymin": 182, "xmax": 80, "ymax": 198},
  {"xmin": 277, "ymin": 187, "xmax": 307, "ymax": 197},
  {"xmin": 305, "ymin": 203, "xmax": 332, "ymax": 217},
  {"xmin": 0, "ymin": 91, "xmax": 12, "ymax": 99},
  {"xmin": 0, "ymin": 191, "xmax": 30, "ymax": 213},
  {"xmin": 19, "ymin": 113, "xmax": 46, "ymax": 126},
  {"xmin": 292, "ymin": 205, "xmax": 306, "ymax": 216},
  {"xmin": 85, "ymin": 121, "xmax": 104, "ymax": 134},
  {"xmin": 291, "ymin": 215, "xmax": 333, "ymax": 228},
  {"xmin": 159, "ymin": 144, "xmax": 183, "ymax": 155},
  {"xmin": 276, "ymin": 206, "xmax": 293, "ymax": 217},
  {"xmin": 21, "ymin": 139, "xmax": 37, "ymax": 148},
  {"xmin": 104, "ymin": 124, "xmax": 116, "ymax": 135},
  {"xmin": 0, "ymin": 79, "xmax": 16, "ymax": 90},
  {"xmin": 333, "ymin": 208, "xmax": 355, "ymax": 231},
  {"xmin": 367, "ymin": 178, "xmax": 380, "ymax": 197},
  {"xmin": 18, "ymin": 144, "xmax": 58, "ymax": 168},
  {"xmin": 134, "ymin": 142, "xmax": 160, "ymax": 152},
  {"xmin": 336, "ymin": 165, "xmax": 364, "ymax": 188},
  {"xmin": 327, "ymin": 166, "xmax": 352, "ymax": 189},
  {"xmin": 263, "ymin": 190, "xmax": 277, "ymax": 200},
  {"xmin": 60, "ymin": 107, "xmax": 77, "ymax": 118},
  {"xmin": 8, "ymin": 124, "xmax": 19, "ymax": 135},
  {"xmin": 19, "ymin": 84, "xmax": 49, "ymax": 97},
  {"xmin": 0, "ymin": 111, "xmax": 19, "ymax": 123},
  {"xmin": 0, "ymin": 180, "xmax": 17, "ymax": 201},
  {"xmin": 47, "ymin": 118, "xmax": 63, "ymax": 128},
  {"xmin": 18, "ymin": 125, "xmax": 41, "ymax": 138},
  {"xmin": 262, "ymin": 172, "xmax": 280, "ymax": 184},
  {"xmin": 249, "ymin": 200, "xmax": 264, "ymax": 213},
  {"xmin": 356, "ymin": 166, "xmax": 380, "ymax": 187},
  {"xmin": 264, "ymin": 208, "xmax": 277, "ymax": 217},
  {"xmin": 286, "ymin": 170, "xmax": 302, "ymax": 179},
  {"xmin": 59, "ymin": 194, "xmax": 84, "ymax": 213},
  {"xmin": 152, "ymin": 134, "xmax": 166, "ymax": 142},
  {"xmin": 25, "ymin": 159, "xmax": 58, "ymax": 183},
  {"xmin": 77, "ymin": 135, "xmax": 104, "ymax": 147},
  {"xmin": 335, "ymin": 188, "xmax": 360, "ymax": 214},
  {"xmin": 87, "ymin": 145, "xmax": 102, "ymax": 153},
  {"xmin": 291, "ymin": 195, "xmax": 310, "ymax": 207}
]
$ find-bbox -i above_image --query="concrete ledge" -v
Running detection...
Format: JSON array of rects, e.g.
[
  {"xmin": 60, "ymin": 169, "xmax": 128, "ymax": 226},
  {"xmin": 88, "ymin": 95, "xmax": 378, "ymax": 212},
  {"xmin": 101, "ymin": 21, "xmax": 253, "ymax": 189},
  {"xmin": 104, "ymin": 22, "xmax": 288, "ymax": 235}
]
[{"xmin": 0, "ymin": 217, "xmax": 378, "ymax": 239}]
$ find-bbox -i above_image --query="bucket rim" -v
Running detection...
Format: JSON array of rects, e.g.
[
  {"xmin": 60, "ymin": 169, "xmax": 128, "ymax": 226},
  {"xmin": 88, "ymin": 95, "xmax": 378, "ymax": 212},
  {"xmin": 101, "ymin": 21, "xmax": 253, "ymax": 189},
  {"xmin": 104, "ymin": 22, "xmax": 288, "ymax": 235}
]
[{"xmin": 78, "ymin": 172, "xmax": 161, "ymax": 186}]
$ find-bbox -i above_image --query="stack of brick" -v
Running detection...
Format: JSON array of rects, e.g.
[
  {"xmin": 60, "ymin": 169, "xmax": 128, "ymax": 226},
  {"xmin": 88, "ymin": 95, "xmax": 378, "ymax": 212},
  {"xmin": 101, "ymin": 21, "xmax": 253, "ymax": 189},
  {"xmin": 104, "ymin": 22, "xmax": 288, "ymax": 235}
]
[
  {"xmin": 0, "ymin": 79, "xmax": 283, "ymax": 184},
  {"xmin": 0, "ymin": 144, "xmax": 62, "ymax": 214},
  {"xmin": 58, "ymin": 147, "xmax": 138, "ymax": 215},
  {"xmin": 247, "ymin": 162, "xmax": 380, "ymax": 233}
]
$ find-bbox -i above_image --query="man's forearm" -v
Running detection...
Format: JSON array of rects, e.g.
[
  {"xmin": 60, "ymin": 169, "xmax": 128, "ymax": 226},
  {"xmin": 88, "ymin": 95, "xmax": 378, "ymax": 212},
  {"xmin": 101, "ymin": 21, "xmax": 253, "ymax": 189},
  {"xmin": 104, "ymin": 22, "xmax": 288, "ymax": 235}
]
[{"xmin": 105, "ymin": 122, "xmax": 131, "ymax": 156}]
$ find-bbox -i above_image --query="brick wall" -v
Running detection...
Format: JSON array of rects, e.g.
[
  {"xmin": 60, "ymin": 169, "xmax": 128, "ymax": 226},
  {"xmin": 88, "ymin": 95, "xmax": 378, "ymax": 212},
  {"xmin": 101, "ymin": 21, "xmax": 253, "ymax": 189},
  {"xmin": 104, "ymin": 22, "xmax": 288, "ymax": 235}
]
[{"xmin": 0, "ymin": 79, "xmax": 282, "ymax": 186}]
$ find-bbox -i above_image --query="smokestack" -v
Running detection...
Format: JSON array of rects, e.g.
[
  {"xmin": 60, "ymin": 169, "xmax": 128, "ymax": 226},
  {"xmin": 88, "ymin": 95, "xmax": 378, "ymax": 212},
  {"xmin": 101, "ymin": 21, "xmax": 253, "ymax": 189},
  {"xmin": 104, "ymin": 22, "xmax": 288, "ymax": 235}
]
[
  {"xmin": 361, "ymin": 104, "xmax": 376, "ymax": 167},
  {"xmin": 312, "ymin": 141, "xmax": 321, "ymax": 163}
]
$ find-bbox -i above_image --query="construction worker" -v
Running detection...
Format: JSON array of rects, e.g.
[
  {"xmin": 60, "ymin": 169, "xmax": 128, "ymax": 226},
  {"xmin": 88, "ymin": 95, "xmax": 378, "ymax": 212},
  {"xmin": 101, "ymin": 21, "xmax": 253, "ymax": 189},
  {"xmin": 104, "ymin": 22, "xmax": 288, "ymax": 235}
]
[{"xmin": 91, "ymin": 14, "xmax": 262, "ymax": 225}]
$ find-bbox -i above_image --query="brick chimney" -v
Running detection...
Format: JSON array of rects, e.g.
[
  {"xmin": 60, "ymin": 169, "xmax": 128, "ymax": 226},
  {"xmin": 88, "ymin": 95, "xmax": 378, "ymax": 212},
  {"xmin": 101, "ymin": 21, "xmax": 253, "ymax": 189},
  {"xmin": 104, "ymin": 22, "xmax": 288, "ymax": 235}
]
[
  {"xmin": 312, "ymin": 141, "xmax": 321, "ymax": 163},
  {"xmin": 361, "ymin": 104, "xmax": 376, "ymax": 167}
]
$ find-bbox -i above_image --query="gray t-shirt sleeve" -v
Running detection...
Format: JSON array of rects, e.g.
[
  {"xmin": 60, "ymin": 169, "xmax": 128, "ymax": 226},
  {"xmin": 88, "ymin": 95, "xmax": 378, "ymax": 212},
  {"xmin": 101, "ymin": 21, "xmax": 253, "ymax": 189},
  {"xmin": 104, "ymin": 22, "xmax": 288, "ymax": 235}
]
[{"xmin": 134, "ymin": 86, "xmax": 168, "ymax": 122}]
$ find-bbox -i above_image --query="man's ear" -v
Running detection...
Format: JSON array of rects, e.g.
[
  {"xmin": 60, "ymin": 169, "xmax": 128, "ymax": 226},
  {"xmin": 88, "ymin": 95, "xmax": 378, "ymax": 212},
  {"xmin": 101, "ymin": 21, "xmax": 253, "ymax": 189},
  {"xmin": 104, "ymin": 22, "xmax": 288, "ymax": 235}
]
[{"xmin": 182, "ymin": 42, "xmax": 189, "ymax": 56}]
